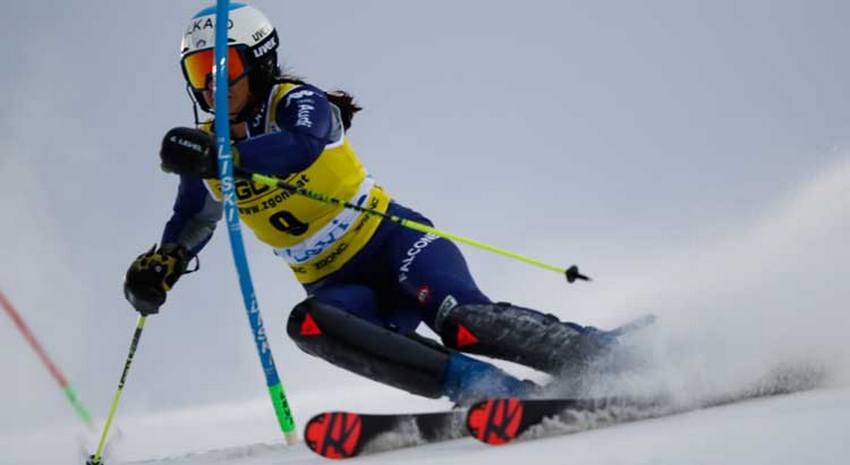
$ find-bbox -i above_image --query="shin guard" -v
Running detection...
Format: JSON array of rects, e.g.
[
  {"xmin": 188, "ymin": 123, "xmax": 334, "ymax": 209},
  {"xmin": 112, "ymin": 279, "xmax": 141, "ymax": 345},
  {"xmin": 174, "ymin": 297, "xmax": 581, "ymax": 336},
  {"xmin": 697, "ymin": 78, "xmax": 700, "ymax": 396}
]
[
  {"xmin": 436, "ymin": 302, "xmax": 613, "ymax": 375},
  {"xmin": 287, "ymin": 298, "xmax": 449, "ymax": 398}
]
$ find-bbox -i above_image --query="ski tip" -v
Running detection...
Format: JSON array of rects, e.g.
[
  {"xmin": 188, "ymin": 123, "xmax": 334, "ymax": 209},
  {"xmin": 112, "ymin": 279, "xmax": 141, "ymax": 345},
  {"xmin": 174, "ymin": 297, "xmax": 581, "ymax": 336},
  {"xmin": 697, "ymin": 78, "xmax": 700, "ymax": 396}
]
[
  {"xmin": 466, "ymin": 398, "xmax": 525, "ymax": 446},
  {"xmin": 610, "ymin": 313, "xmax": 658, "ymax": 337},
  {"xmin": 304, "ymin": 412, "xmax": 363, "ymax": 459}
]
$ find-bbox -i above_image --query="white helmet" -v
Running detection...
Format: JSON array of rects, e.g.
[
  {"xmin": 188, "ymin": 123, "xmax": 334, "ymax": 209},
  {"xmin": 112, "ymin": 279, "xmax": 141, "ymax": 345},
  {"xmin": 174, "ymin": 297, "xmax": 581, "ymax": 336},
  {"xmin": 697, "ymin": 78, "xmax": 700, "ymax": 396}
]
[
  {"xmin": 181, "ymin": 3, "xmax": 277, "ymax": 58},
  {"xmin": 180, "ymin": 3, "xmax": 280, "ymax": 113}
]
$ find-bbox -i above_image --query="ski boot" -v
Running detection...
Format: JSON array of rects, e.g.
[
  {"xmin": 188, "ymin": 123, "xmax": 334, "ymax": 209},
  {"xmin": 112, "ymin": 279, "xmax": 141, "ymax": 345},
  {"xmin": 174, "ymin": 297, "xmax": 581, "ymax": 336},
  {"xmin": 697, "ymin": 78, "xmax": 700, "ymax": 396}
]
[{"xmin": 442, "ymin": 352, "xmax": 541, "ymax": 406}]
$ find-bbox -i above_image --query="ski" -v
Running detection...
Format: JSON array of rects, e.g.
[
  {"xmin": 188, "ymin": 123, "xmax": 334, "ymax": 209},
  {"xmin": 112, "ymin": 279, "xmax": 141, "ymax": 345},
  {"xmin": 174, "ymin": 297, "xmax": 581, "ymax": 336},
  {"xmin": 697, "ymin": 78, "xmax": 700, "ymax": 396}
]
[
  {"xmin": 304, "ymin": 409, "xmax": 468, "ymax": 459},
  {"xmin": 466, "ymin": 396, "xmax": 665, "ymax": 445},
  {"xmin": 466, "ymin": 365, "xmax": 825, "ymax": 446}
]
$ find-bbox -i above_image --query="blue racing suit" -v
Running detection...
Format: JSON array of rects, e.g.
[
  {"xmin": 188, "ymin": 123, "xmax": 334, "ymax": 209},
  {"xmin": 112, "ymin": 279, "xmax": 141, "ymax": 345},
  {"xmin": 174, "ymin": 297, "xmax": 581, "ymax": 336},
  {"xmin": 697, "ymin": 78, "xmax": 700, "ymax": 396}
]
[{"xmin": 162, "ymin": 82, "xmax": 490, "ymax": 335}]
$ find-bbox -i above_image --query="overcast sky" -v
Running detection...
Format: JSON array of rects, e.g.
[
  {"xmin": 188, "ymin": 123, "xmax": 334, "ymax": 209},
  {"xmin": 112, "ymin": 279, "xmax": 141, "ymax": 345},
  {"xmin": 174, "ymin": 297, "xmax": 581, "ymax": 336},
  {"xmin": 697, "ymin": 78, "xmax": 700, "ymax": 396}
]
[{"xmin": 1, "ymin": 0, "xmax": 849, "ymax": 436}]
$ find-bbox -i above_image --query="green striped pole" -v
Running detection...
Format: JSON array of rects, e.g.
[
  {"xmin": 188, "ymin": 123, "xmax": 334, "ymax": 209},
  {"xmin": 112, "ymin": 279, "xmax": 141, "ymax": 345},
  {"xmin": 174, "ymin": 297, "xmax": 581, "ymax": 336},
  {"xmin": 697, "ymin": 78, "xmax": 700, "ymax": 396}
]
[
  {"xmin": 250, "ymin": 173, "xmax": 591, "ymax": 283},
  {"xmin": 0, "ymin": 289, "xmax": 94, "ymax": 429}
]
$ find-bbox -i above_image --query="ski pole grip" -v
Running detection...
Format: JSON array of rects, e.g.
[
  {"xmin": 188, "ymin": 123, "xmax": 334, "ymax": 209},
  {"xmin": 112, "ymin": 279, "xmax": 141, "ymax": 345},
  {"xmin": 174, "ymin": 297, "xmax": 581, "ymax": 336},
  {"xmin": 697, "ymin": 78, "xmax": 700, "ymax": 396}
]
[{"xmin": 565, "ymin": 265, "xmax": 591, "ymax": 283}]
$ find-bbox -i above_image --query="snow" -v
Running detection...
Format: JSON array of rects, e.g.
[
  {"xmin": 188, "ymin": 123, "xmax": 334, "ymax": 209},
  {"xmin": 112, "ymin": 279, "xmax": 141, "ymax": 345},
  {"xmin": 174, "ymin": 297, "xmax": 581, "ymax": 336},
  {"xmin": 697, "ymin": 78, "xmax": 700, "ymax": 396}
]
[
  {"xmin": 3, "ymin": 157, "xmax": 850, "ymax": 465},
  {"xmin": 4, "ymin": 145, "xmax": 850, "ymax": 465},
  {"xmin": 3, "ymin": 4, "xmax": 850, "ymax": 463},
  {"xmin": 3, "ymin": 385, "xmax": 849, "ymax": 464}
]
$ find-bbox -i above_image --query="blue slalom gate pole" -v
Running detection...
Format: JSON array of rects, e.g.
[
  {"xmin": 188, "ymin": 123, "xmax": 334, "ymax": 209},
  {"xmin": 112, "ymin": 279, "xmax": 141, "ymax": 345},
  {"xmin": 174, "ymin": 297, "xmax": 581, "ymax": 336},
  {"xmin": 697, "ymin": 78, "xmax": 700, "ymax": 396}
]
[{"xmin": 213, "ymin": 0, "xmax": 297, "ymax": 444}]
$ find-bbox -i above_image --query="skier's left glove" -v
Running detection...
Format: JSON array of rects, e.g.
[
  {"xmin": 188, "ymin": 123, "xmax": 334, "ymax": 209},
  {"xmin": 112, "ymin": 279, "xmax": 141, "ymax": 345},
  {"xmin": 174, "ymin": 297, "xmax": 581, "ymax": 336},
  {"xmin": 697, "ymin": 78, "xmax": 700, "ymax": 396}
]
[
  {"xmin": 124, "ymin": 243, "xmax": 190, "ymax": 315},
  {"xmin": 159, "ymin": 127, "xmax": 220, "ymax": 179}
]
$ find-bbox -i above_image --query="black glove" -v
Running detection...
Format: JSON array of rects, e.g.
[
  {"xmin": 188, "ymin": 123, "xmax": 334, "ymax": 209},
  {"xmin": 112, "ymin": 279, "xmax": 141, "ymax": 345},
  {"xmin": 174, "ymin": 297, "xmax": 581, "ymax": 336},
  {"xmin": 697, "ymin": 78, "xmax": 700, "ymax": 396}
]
[
  {"xmin": 124, "ymin": 243, "xmax": 190, "ymax": 315},
  {"xmin": 160, "ymin": 127, "xmax": 218, "ymax": 178}
]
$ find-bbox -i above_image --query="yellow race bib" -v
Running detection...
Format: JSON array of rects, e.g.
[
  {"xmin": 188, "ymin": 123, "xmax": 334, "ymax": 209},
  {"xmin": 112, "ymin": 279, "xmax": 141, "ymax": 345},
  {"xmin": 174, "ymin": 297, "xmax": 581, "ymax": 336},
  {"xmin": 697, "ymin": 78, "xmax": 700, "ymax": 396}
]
[{"xmin": 204, "ymin": 83, "xmax": 390, "ymax": 283}]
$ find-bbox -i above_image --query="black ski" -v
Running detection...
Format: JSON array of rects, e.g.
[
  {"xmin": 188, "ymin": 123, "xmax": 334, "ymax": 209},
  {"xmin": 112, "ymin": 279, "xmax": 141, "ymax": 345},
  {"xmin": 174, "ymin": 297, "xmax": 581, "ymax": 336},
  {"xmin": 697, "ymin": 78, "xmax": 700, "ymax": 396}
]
[
  {"xmin": 466, "ymin": 364, "xmax": 825, "ymax": 446},
  {"xmin": 465, "ymin": 396, "xmax": 663, "ymax": 445},
  {"xmin": 304, "ymin": 409, "xmax": 468, "ymax": 459}
]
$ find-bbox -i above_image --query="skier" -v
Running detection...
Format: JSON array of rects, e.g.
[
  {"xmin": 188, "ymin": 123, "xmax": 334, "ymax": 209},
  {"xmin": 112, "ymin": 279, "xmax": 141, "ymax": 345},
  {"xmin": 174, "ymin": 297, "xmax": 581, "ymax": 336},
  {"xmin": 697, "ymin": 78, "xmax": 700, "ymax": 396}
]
[{"xmin": 123, "ymin": 3, "xmax": 616, "ymax": 405}]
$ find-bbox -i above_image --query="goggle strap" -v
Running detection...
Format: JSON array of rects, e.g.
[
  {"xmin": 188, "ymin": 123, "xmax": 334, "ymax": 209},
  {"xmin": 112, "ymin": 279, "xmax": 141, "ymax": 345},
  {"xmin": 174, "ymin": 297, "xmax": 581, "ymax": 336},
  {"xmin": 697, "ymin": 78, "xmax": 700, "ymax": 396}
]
[{"xmin": 185, "ymin": 85, "xmax": 204, "ymax": 124}]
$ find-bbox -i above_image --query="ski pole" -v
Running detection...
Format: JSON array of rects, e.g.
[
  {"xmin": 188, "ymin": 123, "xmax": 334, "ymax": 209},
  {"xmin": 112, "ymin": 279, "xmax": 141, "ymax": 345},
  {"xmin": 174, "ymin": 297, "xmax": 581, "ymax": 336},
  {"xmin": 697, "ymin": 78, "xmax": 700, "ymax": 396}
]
[
  {"xmin": 87, "ymin": 316, "xmax": 146, "ymax": 465},
  {"xmin": 0, "ymin": 289, "xmax": 95, "ymax": 429},
  {"xmin": 248, "ymin": 173, "xmax": 592, "ymax": 283},
  {"xmin": 213, "ymin": 0, "xmax": 298, "ymax": 445}
]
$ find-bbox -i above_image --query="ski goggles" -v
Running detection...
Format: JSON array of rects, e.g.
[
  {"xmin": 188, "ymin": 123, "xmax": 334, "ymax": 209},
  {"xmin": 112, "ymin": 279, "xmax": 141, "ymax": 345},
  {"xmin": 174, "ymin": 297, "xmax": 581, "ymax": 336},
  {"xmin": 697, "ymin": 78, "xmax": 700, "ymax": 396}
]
[{"xmin": 181, "ymin": 45, "xmax": 251, "ymax": 91}]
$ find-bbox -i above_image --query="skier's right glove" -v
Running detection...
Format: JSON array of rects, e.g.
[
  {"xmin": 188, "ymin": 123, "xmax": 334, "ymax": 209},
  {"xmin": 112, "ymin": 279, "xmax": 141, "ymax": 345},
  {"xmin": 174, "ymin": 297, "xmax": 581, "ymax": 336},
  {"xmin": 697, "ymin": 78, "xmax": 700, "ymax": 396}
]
[
  {"xmin": 159, "ymin": 127, "xmax": 219, "ymax": 179},
  {"xmin": 124, "ymin": 243, "xmax": 190, "ymax": 315}
]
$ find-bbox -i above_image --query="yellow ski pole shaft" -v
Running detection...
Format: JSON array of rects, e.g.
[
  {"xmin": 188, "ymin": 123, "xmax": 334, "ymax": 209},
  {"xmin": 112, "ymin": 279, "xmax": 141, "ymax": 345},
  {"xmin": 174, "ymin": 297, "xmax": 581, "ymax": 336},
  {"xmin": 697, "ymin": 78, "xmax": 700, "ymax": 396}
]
[
  {"xmin": 249, "ymin": 173, "xmax": 591, "ymax": 283},
  {"xmin": 87, "ymin": 316, "xmax": 146, "ymax": 465}
]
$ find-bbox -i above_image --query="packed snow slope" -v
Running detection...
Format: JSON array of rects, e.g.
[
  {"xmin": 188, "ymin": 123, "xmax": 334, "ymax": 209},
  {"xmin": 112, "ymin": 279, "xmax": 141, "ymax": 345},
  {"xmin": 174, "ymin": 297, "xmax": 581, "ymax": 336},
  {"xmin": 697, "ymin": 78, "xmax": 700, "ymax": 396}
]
[
  {"xmin": 3, "ymin": 156, "xmax": 849, "ymax": 465},
  {"xmin": 3, "ymin": 3, "xmax": 850, "ymax": 464},
  {"xmin": 3, "ymin": 386, "xmax": 849, "ymax": 465}
]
